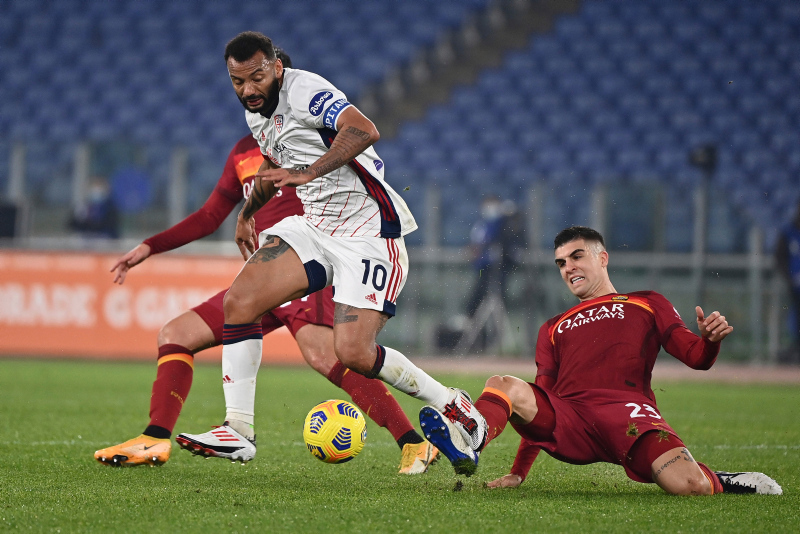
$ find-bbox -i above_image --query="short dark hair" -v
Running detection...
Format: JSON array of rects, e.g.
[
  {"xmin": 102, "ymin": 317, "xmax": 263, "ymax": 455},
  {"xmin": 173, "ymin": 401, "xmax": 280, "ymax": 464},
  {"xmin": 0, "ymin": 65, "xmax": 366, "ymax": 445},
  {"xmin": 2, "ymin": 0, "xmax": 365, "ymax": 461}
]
[
  {"xmin": 274, "ymin": 47, "xmax": 292, "ymax": 68},
  {"xmin": 224, "ymin": 31, "xmax": 276, "ymax": 63},
  {"xmin": 554, "ymin": 226, "xmax": 605, "ymax": 250}
]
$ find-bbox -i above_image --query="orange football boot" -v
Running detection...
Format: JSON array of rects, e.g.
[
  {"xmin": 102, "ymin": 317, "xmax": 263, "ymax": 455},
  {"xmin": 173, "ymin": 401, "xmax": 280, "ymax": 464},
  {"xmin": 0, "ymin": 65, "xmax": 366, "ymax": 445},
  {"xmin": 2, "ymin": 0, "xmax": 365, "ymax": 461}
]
[{"xmin": 94, "ymin": 434, "xmax": 171, "ymax": 467}]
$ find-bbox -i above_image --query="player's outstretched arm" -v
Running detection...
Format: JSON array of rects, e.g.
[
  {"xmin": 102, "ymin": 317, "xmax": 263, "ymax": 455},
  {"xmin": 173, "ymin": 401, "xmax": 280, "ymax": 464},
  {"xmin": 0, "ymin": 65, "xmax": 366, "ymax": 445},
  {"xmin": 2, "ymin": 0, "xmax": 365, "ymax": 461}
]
[
  {"xmin": 256, "ymin": 106, "xmax": 379, "ymax": 188},
  {"xmin": 486, "ymin": 474, "xmax": 524, "ymax": 489},
  {"xmin": 486, "ymin": 438, "xmax": 541, "ymax": 490},
  {"xmin": 695, "ymin": 306, "xmax": 733, "ymax": 343},
  {"xmin": 110, "ymin": 243, "xmax": 151, "ymax": 285}
]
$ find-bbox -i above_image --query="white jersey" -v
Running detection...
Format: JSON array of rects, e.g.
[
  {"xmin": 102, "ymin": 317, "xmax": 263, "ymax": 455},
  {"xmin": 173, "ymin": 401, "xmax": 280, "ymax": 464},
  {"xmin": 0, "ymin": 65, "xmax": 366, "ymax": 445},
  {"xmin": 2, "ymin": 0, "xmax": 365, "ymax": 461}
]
[{"xmin": 246, "ymin": 68, "xmax": 417, "ymax": 239}]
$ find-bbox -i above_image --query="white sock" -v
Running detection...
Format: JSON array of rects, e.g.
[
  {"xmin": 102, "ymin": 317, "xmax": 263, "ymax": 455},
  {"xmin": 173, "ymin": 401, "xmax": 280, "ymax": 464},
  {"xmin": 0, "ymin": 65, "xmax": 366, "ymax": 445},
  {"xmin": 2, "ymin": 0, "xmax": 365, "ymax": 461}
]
[
  {"xmin": 221, "ymin": 325, "xmax": 263, "ymax": 439},
  {"xmin": 377, "ymin": 345, "xmax": 450, "ymax": 409}
]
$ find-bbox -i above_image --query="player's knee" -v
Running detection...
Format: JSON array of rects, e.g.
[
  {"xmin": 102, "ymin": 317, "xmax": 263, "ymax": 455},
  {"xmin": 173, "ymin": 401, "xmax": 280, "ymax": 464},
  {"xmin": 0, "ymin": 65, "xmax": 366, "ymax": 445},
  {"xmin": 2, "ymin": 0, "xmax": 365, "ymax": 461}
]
[
  {"xmin": 485, "ymin": 375, "xmax": 511, "ymax": 392},
  {"xmin": 333, "ymin": 338, "xmax": 373, "ymax": 375},
  {"xmin": 222, "ymin": 286, "xmax": 259, "ymax": 323},
  {"xmin": 663, "ymin": 474, "xmax": 712, "ymax": 496},
  {"xmin": 485, "ymin": 375, "xmax": 524, "ymax": 399},
  {"xmin": 157, "ymin": 318, "xmax": 190, "ymax": 347},
  {"xmin": 302, "ymin": 343, "xmax": 336, "ymax": 376},
  {"xmin": 684, "ymin": 474, "xmax": 713, "ymax": 496}
]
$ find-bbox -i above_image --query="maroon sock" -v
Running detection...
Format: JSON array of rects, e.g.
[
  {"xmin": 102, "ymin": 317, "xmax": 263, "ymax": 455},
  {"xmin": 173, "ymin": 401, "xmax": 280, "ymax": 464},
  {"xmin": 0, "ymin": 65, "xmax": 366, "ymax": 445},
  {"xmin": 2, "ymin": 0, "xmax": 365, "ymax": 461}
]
[
  {"xmin": 147, "ymin": 344, "xmax": 194, "ymax": 434},
  {"xmin": 474, "ymin": 388, "xmax": 512, "ymax": 448},
  {"xmin": 698, "ymin": 462, "xmax": 724, "ymax": 494},
  {"xmin": 327, "ymin": 361, "xmax": 414, "ymax": 441}
]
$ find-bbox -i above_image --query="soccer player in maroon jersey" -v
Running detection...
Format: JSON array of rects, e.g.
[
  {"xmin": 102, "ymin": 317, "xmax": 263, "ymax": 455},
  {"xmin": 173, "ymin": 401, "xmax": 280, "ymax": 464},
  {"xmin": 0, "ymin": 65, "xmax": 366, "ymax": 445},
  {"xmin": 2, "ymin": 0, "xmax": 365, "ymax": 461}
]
[
  {"xmin": 420, "ymin": 226, "xmax": 782, "ymax": 495},
  {"xmin": 94, "ymin": 51, "xmax": 438, "ymax": 475}
]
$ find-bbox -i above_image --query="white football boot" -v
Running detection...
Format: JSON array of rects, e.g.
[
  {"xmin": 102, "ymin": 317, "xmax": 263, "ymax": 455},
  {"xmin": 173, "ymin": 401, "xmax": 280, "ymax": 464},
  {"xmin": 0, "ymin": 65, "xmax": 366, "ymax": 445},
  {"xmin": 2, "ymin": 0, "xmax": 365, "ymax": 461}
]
[
  {"xmin": 714, "ymin": 471, "xmax": 783, "ymax": 495},
  {"xmin": 419, "ymin": 405, "xmax": 479, "ymax": 476},
  {"xmin": 176, "ymin": 424, "xmax": 256, "ymax": 463},
  {"xmin": 440, "ymin": 388, "xmax": 488, "ymax": 452}
]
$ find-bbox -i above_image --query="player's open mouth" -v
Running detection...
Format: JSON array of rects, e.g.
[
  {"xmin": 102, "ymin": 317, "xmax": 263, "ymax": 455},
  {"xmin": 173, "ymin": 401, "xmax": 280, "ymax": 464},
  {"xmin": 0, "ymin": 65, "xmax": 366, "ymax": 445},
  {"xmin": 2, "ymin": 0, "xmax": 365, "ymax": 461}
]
[
  {"xmin": 570, "ymin": 276, "xmax": 585, "ymax": 284},
  {"xmin": 246, "ymin": 97, "xmax": 263, "ymax": 107}
]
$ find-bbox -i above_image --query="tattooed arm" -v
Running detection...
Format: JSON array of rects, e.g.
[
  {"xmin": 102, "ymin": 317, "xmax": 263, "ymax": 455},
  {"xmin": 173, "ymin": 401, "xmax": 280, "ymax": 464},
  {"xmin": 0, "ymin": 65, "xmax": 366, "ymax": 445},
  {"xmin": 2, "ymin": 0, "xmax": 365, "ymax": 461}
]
[
  {"xmin": 256, "ymin": 106, "xmax": 379, "ymax": 188},
  {"xmin": 235, "ymin": 158, "xmax": 278, "ymax": 259}
]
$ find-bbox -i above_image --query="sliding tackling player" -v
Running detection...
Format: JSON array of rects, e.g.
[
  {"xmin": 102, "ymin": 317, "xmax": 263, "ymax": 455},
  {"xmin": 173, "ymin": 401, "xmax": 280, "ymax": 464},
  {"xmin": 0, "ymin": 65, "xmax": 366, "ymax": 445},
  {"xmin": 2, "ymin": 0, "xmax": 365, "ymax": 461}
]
[{"xmin": 421, "ymin": 226, "xmax": 782, "ymax": 495}]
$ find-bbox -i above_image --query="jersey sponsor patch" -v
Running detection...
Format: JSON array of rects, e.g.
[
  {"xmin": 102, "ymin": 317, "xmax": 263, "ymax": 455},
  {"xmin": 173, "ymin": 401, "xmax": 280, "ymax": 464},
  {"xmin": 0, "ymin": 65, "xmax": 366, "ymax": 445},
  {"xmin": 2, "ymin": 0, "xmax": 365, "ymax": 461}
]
[
  {"xmin": 548, "ymin": 295, "xmax": 655, "ymax": 342},
  {"xmin": 374, "ymin": 159, "xmax": 383, "ymax": 172},
  {"xmin": 309, "ymin": 91, "xmax": 334, "ymax": 116},
  {"xmin": 555, "ymin": 303, "xmax": 625, "ymax": 334}
]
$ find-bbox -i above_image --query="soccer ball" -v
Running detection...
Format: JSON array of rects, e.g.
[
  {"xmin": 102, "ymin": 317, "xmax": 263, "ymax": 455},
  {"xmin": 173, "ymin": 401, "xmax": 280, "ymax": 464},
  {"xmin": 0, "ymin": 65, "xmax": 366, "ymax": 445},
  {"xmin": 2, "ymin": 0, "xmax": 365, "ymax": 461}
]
[{"xmin": 302, "ymin": 399, "xmax": 367, "ymax": 464}]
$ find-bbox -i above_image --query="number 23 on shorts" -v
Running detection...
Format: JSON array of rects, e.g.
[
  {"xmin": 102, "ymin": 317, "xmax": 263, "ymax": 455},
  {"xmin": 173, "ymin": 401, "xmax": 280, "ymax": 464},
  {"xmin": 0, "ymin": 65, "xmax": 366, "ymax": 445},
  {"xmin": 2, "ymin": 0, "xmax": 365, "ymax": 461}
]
[{"xmin": 626, "ymin": 402, "xmax": 662, "ymax": 419}]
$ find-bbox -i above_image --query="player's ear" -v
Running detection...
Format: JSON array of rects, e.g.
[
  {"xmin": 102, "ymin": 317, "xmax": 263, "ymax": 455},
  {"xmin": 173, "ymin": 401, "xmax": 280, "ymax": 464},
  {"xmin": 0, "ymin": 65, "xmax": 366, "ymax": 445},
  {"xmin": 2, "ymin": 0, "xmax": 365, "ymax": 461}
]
[
  {"xmin": 599, "ymin": 250, "xmax": 609, "ymax": 267},
  {"xmin": 275, "ymin": 58, "xmax": 283, "ymax": 77}
]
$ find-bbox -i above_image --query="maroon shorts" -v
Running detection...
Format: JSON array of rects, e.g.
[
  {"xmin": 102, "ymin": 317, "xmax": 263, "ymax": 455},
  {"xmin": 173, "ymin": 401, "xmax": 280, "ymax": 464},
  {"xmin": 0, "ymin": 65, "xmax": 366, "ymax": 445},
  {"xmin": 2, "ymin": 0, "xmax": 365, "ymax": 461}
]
[
  {"xmin": 521, "ymin": 385, "xmax": 681, "ymax": 483},
  {"xmin": 192, "ymin": 286, "xmax": 335, "ymax": 343}
]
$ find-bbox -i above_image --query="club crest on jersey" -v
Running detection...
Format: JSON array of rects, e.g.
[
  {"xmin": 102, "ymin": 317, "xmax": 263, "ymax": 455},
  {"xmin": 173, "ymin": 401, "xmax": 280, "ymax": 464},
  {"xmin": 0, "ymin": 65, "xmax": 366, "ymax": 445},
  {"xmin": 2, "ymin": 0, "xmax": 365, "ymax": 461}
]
[
  {"xmin": 274, "ymin": 115, "xmax": 283, "ymax": 133},
  {"xmin": 309, "ymin": 91, "xmax": 333, "ymax": 116}
]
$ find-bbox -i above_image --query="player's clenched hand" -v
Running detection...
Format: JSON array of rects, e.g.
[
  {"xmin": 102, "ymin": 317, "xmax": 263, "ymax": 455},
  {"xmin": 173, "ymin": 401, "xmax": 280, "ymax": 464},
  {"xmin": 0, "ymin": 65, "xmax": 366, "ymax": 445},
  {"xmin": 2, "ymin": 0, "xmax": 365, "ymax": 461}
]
[
  {"xmin": 696, "ymin": 306, "xmax": 733, "ymax": 343},
  {"xmin": 109, "ymin": 243, "xmax": 151, "ymax": 285},
  {"xmin": 256, "ymin": 168, "xmax": 314, "ymax": 188},
  {"xmin": 485, "ymin": 474, "xmax": 523, "ymax": 489},
  {"xmin": 235, "ymin": 214, "xmax": 258, "ymax": 260}
]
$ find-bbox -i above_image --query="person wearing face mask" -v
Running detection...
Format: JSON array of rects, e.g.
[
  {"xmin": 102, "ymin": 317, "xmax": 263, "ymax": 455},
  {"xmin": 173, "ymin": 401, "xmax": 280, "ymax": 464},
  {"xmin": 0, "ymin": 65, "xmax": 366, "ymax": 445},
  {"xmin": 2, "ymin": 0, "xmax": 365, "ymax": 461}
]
[
  {"xmin": 68, "ymin": 176, "xmax": 119, "ymax": 239},
  {"xmin": 464, "ymin": 196, "xmax": 525, "ymax": 325},
  {"xmin": 775, "ymin": 201, "xmax": 800, "ymax": 363}
]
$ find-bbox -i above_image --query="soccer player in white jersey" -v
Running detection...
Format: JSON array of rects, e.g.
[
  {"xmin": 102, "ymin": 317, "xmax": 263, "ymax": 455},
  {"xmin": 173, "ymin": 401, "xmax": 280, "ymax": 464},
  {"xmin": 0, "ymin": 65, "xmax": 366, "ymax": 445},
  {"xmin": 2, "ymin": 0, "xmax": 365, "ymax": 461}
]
[{"xmin": 177, "ymin": 32, "xmax": 488, "ymax": 462}]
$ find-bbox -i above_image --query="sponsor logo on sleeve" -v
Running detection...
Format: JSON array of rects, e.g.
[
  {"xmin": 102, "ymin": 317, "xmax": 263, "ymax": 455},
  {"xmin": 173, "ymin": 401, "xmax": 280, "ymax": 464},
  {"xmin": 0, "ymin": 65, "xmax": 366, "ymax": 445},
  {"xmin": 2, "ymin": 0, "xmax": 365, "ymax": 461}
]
[
  {"xmin": 374, "ymin": 159, "xmax": 383, "ymax": 171},
  {"xmin": 309, "ymin": 91, "xmax": 334, "ymax": 116},
  {"xmin": 323, "ymin": 99, "xmax": 350, "ymax": 129},
  {"xmin": 274, "ymin": 114, "xmax": 283, "ymax": 133}
]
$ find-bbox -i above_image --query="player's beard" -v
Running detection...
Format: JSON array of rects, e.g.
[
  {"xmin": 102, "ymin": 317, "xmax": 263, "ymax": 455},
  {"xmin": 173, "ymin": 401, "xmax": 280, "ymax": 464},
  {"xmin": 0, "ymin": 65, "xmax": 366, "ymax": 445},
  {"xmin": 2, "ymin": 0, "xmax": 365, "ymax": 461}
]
[{"xmin": 240, "ymin": 78, "xmax": 280, "ymax": 117}]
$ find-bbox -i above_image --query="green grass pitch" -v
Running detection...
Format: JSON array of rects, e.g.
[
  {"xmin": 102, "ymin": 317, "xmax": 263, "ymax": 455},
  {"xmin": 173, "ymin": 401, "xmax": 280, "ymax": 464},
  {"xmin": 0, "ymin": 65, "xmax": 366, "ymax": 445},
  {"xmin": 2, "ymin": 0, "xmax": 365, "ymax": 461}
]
[{"xmin": 0, "ymin": 358, "xmax": 798, "ymax": 532}]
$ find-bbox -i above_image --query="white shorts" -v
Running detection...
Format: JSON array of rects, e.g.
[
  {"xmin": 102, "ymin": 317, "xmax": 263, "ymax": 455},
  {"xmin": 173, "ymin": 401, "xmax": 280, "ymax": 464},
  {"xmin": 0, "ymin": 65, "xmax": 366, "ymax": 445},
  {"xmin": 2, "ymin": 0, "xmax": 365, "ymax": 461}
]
[{"xmin": 260, "ymin": 215, "xmax": 409, "ymax": 316}]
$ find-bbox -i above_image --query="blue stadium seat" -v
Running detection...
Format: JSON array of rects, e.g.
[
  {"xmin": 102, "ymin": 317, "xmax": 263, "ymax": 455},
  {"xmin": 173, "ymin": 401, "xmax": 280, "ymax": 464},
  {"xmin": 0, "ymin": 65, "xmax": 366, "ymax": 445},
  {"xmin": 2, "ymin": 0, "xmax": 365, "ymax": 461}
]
[
  {"xmin": 556, "ymin": 17, "xmax": 590, "ymax": 40},
  {"xmin": 561, "ymin": 130, "xmax": 596, "ymax": 150},
  {"xmin": 629, "ymin": 112, "xmax": 665, "ymax": 132},
  {"xmin": 555, "ymin": 73, "xmax": 590, "ymax": 96},
  {"xmin": 574, "ymin": 148, "xmax": 610, "ymax": 171},
  {"xmin": 616, "ymin": 149, "xmax": 652, "ymax": 173},
  {"xmin": 602, "ymin": 129, "xmax": 637, "ymax": 151},
  {"xmin": 655, "ymin": 148, "xmax": 687, "ymax": 172},
  {"xmin": 516, "ymin": 129, "xmax": 556, "ymax": 151},
  {"xmin": 590, "ymin": 110, "xmax": 625, "ymax": 130},
  {"xmin": 535, "ymin": 148, "xmax": 571, "ymax": 171}
]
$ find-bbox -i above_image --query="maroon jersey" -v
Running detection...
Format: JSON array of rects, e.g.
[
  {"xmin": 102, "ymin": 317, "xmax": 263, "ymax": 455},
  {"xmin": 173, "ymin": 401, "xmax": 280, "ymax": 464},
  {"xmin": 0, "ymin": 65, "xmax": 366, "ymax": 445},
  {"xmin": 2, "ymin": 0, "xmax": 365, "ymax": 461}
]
[
  {"xmin": 144, "ymin": 135, "xmax": 303, "ymax": 254},
  {"xmin": 535, "ymin": 291, "xmax": 720, "ymax": 403}
]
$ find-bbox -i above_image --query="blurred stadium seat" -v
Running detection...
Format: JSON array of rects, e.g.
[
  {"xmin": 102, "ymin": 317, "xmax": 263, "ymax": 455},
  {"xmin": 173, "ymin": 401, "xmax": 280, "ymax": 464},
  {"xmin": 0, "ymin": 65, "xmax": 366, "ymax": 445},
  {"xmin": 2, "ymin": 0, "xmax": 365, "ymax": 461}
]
[
  {"xmin": 376, "ymin": 0, "xmax": 800, "ymax": 247},
  {"xmin": 1, "ymin": 0, "xmax": 798, "ymax": 249}
]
